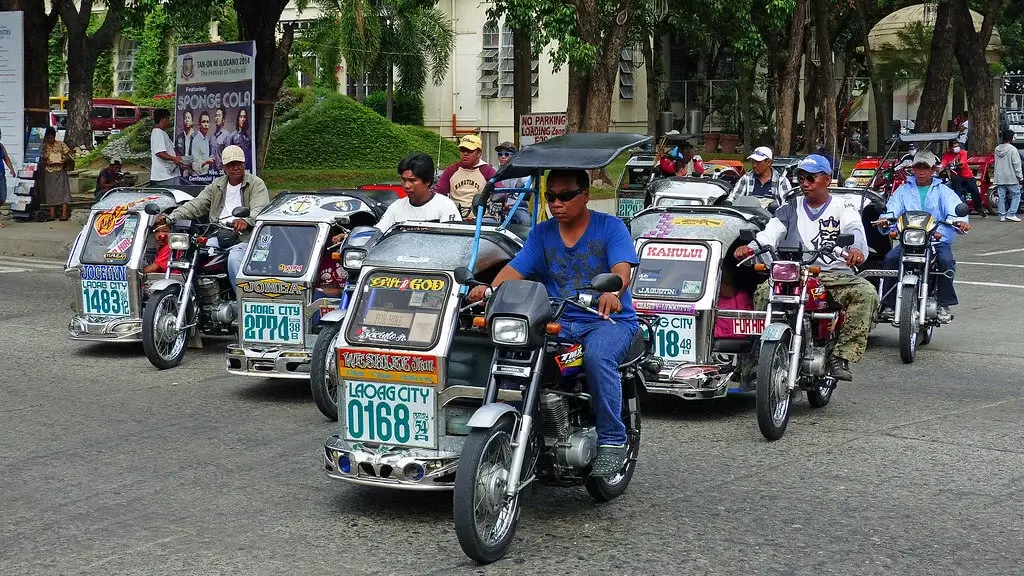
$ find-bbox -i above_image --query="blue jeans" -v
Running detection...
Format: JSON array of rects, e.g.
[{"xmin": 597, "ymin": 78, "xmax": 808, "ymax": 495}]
[
  {"xmin": 995, "ymin": 184, "xmax": 1022, "ymax": 217},
  {"xmin": 559, "ymin": 318, "xmax": 638, "ymax": 446},
  {"xmin": 0, "ymin": 175, "xmax": 7, "ymax": 204},
  {"xmin": 227, "ymin": 242, "xmax": 248, "ymax": 289},
  {"xmin": 882, "ymin": 243, "xmax": 957, "ymax": 307}
]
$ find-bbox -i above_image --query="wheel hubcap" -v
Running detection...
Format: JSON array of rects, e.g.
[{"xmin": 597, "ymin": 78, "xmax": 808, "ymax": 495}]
[
  {"xmin": 473, "ymin": 432, "xmax": 516, "ymax": 545},
  {"xmin": 770, "ymin": 346, "xmax": 790, "ymax": 426},
  {"xmin": 153, "ymin": 296, "xmax": 185, "ymax": 360}
]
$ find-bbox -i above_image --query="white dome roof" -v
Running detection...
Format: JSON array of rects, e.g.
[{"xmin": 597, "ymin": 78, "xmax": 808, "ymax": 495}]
[{"xmin": 868, "ymin": 3, "xmax": 1001, "ymax": 56}]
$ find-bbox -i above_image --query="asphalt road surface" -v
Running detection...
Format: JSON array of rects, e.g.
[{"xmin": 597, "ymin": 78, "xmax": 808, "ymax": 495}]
[{"xmin": 2, "ymin": 220, "xmax": 1022, "ymax": 576}]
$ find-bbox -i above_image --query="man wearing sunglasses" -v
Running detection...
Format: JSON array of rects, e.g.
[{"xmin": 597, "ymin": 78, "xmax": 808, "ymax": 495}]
[
  {"xmin": 492, "ymin": 141, "xmax": 532, "ymax": 225},
  {"xmin": 468, "ymin": 169, "xmax": 639, "ymax": 477},
  {"xmin": 733, "ymin": 155, "xmax": 877, "ymax": 381}
]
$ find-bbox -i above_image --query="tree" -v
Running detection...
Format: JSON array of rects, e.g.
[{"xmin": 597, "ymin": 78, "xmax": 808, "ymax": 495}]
[
  {"xmin": 58, "ymin": 0, "xmax": 125, "ymax": 148},
  {"xmin": 0, "ymin": 0, "xmax": 60, "ymax": 127},
  {"xmin": 852, "ymin": 0, "xmax": 891, "ymax": 153},
  {"xmin": 233, "ymin": 0, "xmax": 296, "ymax": 173},
  {"xmin": 814, "ymin": 0, "xmax": 838, "ymax": 156},
  {"xmin": 951, "ymin": 0, "xmax": 1000, "ymax": 154},
  {"xmin": 915, "ymin": 0, "xmax": 957, "ymax": 133},
  {"xmin": 755, "ymin": 0, "xmax": 808, "ymax": 155}
]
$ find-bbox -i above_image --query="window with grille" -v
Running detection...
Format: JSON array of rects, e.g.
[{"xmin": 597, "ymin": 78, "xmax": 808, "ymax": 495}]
[
  {"xmin": 478, "ymin": 23, "xmax": 499, "ymax": 97},
  {"xmin": 116, "ymin": 37, "xmax": 137, "ymax": 94},
  {"xmin": 480, "ymin": 23, "xmax": 539, "ymax": 99},
  {"xmin": 619, "ymin": 48, "xmax": 635, "ymax": 100}
]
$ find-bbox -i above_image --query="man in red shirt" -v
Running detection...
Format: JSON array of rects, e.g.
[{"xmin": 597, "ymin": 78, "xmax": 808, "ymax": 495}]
[
  {"xmin": 941, "ymin": 141, "xmax": 985, "ymax": 217},
  {"xmin": 435, "ymin": 134, "xmax": 497, "ymax": 215}
]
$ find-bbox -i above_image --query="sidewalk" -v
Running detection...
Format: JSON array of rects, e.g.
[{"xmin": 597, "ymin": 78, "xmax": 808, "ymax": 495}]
[{"xmin": 0, "ymin": 219, "xmax": 81, "ymax": 261}]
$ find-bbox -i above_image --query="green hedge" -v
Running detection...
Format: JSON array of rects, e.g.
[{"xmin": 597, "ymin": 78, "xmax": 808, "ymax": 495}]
[
  {"xmin": 364, "ymin": 90, "xmax": 425, "ymax": 126},
  {"xmin": 266, "ymin": 91, "xmax": 456, "ymax": 170}
]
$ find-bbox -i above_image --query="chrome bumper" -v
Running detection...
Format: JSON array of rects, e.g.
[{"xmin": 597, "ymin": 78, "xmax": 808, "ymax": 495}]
[
  {"xmin": 323, "ymin": 435, "xmax": 460, "ymax": 491},
  {"xmin": 645, "ymin": 362, "xmax": 747, "ymax": 400},
  {"xmin": 225, "ymin": 344, "xmax": 312, "ymax": 379},
  {"xmin": 68, "ymin": 316, "xmax": 142, "ymax": 342}
]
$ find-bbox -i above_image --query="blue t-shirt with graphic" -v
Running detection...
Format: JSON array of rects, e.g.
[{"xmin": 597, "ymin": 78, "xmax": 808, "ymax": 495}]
[{"xmin": 508, "ymin": 210, "xmax": 639, "ymax": 323}]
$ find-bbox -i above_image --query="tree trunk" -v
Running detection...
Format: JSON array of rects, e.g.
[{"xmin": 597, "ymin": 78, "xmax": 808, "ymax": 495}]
[
  {"xmin": 566, "ymin": 69, "xmax": 589, "ymax": 133},
  {"xmin": 739, "ymin": 61, "xmax": 754, "ymax": 147},
  {"xmin": 234, "ymin": 0, "xmax": 294, "ymax": 174},
  {"xmin": 1, "ymin": 0, "xmax": 60, "ymax": 127},
  {"xmin": 951, "ymin": 0, "xmax": 997, "ymax": 154},
  {"xmin": 581, "ymin": 67, "xmax": 616, "ymax": 132},
  {"xmin": 772, "ymin": 0, "xmax": 808, "ymax": 156},
  {"xmin": 815, "ymin": 0, "xmax": 837, "ymax": 156},
  {"xmin": 852, "ymin": 0, "xmax": 889, "ymax": 153},
  {"xmin": 512, "ymin": 26, "xmax": 532, "ymax": 146},
  {"xmin": 644, "ymin": 29, "xmax": 662, "ymax": 138},
  {"xmin": 59, "ymin": 0, "xmax": 121, "ymax": 149},
  {"xmin": 568, "ymin": 0, "xmax": 635, "ymax": 134},
  {"xmin": 915, "ymin": 0, "xmax": 955, "ymax": 133},
  {"xmin": 386, "ymin": 59, "xmax": 394, "ymax": 121},
  {"xmin": 803, "ymin": 45, "xmax": 819, "ymax": 154}
]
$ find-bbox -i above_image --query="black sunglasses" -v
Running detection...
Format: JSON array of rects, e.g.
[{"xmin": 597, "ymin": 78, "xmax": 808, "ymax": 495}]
[
  {"xmin": 546, "ymin": 188, "xmax": 585, "ymax": 203},
  {"xmin": 496, "ymin": 151, "xmax": 515, "ymax": 157},
  {"xmin": 795, "ymin": 171, "xmax": 822, "ymax": 183}
]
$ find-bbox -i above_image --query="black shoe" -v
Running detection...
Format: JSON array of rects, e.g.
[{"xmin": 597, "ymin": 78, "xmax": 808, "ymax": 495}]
[
  {"xmin": 591, "ymin": 445, "xmax": 627, "ymax": 477},
  {"xmin": 827, "ymin": 356, "xmax": 852, "ymax": 381}
]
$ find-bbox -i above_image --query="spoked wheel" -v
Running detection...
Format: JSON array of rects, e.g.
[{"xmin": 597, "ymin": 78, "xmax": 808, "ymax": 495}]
[
  {"xmin": 586, "ymin": 378, "xmax": 642, "ymax": 502},
  {"xmin": 899, "ymin": 286, "xmax": 919, "ymax": 364},
  {"xmin": 453, "ymin": 417, "xmax": 522, "ymax": 564},
  {"xmin": 142, "ymin": 286, "xmax": 188, "ymax": 370},
  {"xmin": 806, "ymin": 377, "xmax": 835, "ymax": 408},
  {"xmin": 756, "ymin": 339, "xmax": 793, "ymax": 441},
  {"xmin": 310, "ymin": 322, "xmax": 342, "ymax": 420}
]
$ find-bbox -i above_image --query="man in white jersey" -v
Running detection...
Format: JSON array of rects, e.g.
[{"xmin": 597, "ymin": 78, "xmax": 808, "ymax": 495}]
[
  {"xmin": 376, "ymin": 152, "xmax": 462, "ymax": 233},
  {"xmin": 734, "ymin": 154, "xmax": 878, "ymax": 381}
]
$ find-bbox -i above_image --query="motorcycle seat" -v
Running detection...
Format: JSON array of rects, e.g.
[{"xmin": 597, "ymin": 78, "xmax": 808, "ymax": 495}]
[{"xmin": 619, "ymin": 329, "xmax": 647, "ymax": 369}]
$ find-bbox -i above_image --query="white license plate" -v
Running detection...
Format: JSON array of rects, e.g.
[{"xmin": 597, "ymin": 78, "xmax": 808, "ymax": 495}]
[
  {"xmin": 652, "ymin": 314, "xmax": 697, "ymax": 362},
  {"xmin": 81, "ymin": 278, "xmax": 130, "ymax": 317},
  {"xmin": 344, "ymin": 381, "xmax": 436, "ymax": 448},
  {"xmin": 241, "ymin": 301, "xmax": 303, "ymax": 344}
]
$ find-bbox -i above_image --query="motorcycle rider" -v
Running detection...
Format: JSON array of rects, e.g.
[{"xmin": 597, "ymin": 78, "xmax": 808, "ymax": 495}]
[
  {"xmin": 467, "ymin": 169, "xmax": 639, "ymax": 477},
  {"xmin": 941, "ymin": 140, "xmax": 985, "ymax": 217},
  {"xmin": 156, "ymin": 145, "xmax": 270, "ymax": 288},
  {"xmin": 734, "ymin": 155, "xmax": 877, "ymax": 381},
  {"xmin": 728, "ymin": 146, "xmax": 793, "ymax": 205},
  {"xmin": 878, "ymin": 150, "xmax": 970, "ymax": 324}
]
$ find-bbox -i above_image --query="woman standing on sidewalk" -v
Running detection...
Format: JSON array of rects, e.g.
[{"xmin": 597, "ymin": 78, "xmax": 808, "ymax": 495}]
[
  {"xmin": 0, "ymin": 128, "xmax": 17, "ymax": 229},
  {"xmin": 40, "ymin": 127, "xmax": 72, "ymax": 221}
]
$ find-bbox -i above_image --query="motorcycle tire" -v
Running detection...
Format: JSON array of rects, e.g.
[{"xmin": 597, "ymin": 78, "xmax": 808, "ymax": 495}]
[
  {"xmin": 142, "ymin": 286, "xmax": 188, "ymax": 370},
  {"xmin": 453, "ymin": 416, "xmax": 522, "ymax": 565},
  {"xmin": 806, "ymin": 378, "xmax": 834, "ymax": 408},
  {"xmin": 756, "ymin": 339, "xmax": 792, "ymax": 441},
  {"xmin": 586, "ymin": 377, "xmax": 642, "ymax": 502},
  {"xmin": 899, "ymin": 286, "xmax": 918, "ymax": 364},
  {"xmin": 310, "ymin": 321, "xmax": 343, "ymax": 421}
]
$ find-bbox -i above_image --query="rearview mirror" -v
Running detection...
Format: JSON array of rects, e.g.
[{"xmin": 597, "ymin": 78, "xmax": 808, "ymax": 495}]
[
  {"xmin": 143, "ymin": 202, "xmax": 161, "ymax": 215},
  {"xmin": 334, "ymin": 215, "xmax": 351, "ymax": 228},
  {"xmin": 590, "ymin": 273, "xmax": 623, "ymax": 293},
  {"xmin": 954, "ymin": 203, "xmax": 969, "ymax": 217},
  {"xmin": 836, "ymin": 233, "xmax": 855, "ymax": 248},
  {"xmin": 231, "ymin": 206, "xmax": 250, "ymax": 218},
  {"xmin": 739, "ymin": 229, "xmax": 756, "ymax": 242},
  {"xmin": 454, "ymin": 266, "xmax": 475, "ymax": 285}
]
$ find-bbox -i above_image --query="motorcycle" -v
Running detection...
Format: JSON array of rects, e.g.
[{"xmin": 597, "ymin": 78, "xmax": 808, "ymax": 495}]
[
  {"xmin": 140, "ymin": 203, "xmax": 246, "ymax": 369},
  {"xmin": 450, "ymin": 267, "xmax": 655, "ymax": 564},
  {"xmin": 738, "ymin": 231, "xmax": 857, "ymax": 441},
  {"xmin": 866, "ymin": 203, "xmax": 969, "ymax": 363}
]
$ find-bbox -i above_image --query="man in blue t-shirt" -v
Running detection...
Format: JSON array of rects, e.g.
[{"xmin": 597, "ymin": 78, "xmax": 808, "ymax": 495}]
[{"xmin": 468, "ymin": 169, "xmax": 639, "ymax": 477}]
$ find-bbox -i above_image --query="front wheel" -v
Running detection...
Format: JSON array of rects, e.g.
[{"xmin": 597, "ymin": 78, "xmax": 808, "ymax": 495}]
[
  {"xmin": 756, "ymin": 339, "xmax": 792, "ymax": 441},
  {"xmin": 586, "ymin": 378, "xmax": 642, "ymax": 502},
  {"xmin": 899, "ymin": 285, "xmax": 919, "ymax": 364},
  {"xmin": 310, "ymin": 322, "xmax": 342, "ymax": 420},
  {"xmin": 453, "ymin": 417, "xmax": 522, "ymax": 564},
  {"xmin": 141, "ymin": 286, "xmax": 188, "ymax": 370}
]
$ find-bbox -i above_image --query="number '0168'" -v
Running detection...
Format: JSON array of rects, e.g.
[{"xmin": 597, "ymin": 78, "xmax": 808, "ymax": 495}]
[{"xmin": 346, "ymin": 400, "xmax": 411, "ymax": 443}]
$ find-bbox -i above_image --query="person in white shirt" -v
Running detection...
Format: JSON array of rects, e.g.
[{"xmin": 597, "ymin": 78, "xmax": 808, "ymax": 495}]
[
  {"xmin": 150, "ymin": 109, "xmax": 185, "ymax": 186},
  {"xmin": 375, "ymin": 152, "xmax": 462, "ymax": 233},
  {"xmin": 734, "ymin": 154, "xmax": 878, "ymax": 381},
  {"xmin": 157, "ymin": 145, "xmax": 270, "ymax": 288}
]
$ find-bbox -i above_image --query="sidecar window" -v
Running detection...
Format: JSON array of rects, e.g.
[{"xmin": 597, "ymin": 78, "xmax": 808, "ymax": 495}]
[
  {"xmin": 632, "ymin": 241, "xmax": 711, "ymax": 302},
  {"xmin": 81, "ymin": 212, "xmax": 140, "ymax": 266},
  {"xmin": 243, "ymin": 224, "xmax": 318, "ymax": 278}
]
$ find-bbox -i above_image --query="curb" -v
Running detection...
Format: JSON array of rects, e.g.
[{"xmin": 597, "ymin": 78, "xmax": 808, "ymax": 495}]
[{"xmin": 0, "ymin": 236, "xmax": 74, "ymax": 261}]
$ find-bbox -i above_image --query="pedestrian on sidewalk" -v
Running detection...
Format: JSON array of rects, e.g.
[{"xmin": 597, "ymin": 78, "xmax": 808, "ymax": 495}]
[
  {"xmin": 40, "ymin": 127, "xmax": 72, "ymax": 221},
  {"xmin": 0, "ymin": 128, "xmax": 16, "ymax": 229},
  {"xmin": 993, "ymin": 129, "xmax": 1023, "ymax": 222},
  {"xmin": 150, "ymin": 109, "xmax": 184, "ymax": 187}
]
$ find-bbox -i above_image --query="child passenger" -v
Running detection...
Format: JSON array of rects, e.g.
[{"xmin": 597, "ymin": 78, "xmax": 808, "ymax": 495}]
[{"xmin": 143, "ymin": 224, "xmax": 171, "ymax": 274}]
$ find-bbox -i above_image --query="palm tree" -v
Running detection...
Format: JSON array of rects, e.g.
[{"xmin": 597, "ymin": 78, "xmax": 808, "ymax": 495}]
[{"xmin": 301, "ymin": 0, "xmax": 454, "ymax": 120}]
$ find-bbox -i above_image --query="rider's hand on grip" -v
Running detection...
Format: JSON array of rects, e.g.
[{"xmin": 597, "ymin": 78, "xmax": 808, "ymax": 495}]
[
  {"xmin": 468, "ymin": 285, "xmax": 491, "ymax": 302},
  {"xmin": 844, "ymin": 247, "xmax": 865, "ymax": 267},
  {"xmin": 954, "ymin": 222, "xmax": 971, "ymax": 234},
  {"xmin": 596, "ymin": 293, "xmax": 623, "ymax": 319},
  {"xmin": 734, "ymin": 245, "xmax": 754, "ymax": 260}
]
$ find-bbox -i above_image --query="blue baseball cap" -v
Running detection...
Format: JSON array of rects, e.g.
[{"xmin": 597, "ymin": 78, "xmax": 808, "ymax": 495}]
[{"xmin": 797, "ymin": 154, "xmax": 833, "ymax": 175}]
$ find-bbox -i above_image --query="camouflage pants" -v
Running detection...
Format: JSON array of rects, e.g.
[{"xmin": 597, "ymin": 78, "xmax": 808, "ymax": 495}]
[{"xmin": 754, "ymin": 272, "xmax": 878, "ymax": 362}]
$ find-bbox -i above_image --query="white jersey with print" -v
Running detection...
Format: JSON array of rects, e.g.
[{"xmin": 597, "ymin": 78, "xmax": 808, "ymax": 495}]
[
  {"xmin": 375, "ymin": 193, "xmax": 462, "ymax": 233},
  {"xmin": 753, "ymin": 195, "xmax": 868, "ymax": 273}
]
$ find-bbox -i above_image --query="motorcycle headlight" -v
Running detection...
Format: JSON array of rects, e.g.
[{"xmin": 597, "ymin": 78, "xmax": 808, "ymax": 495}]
[
  {"xmin": 342, "ymin": 248, "xmax": 366, "ymax": 271},
  {"xmin": 491, "ymin": 317, "xmax": 529, "ymax": 346},
  {"xmin": 770, "ymin": 261, "xmax": 801, "ymax": 282},
  {"xmin": 168, "ymin": 233, "xmax": 190, "ymax": 251},
  {"xmin": 902, "ymin": 229, "xmax": 927, "ymax": 247}
]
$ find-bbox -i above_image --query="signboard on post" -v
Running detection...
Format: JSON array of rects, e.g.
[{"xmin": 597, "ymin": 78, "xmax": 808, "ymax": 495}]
[
  {"xmin": 519, "ymin": 112, "xmax": 567, "ymax": 147},
  {"xmin": 174, "ymin": 41, "xmax": 256, "ymax": 186},
  {"xmin": 0, "ymin": 11, "xmax": 24, "ymax": 200}
]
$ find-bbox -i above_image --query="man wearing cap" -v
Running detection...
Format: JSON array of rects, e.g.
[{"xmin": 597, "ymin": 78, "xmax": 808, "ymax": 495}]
[
  {"xmin": 728, "ymin": 146, "xmax": 793, "ymax": 205},
  {"xmin": 493, "ymin": 141, "xmax": 532, "ymax": 225},
  {"xmin": 878, "ymin": 150, "xmax": 969, "ymax": 324},
  {"xmin": 157, "ymin": 144, "xmax": 270, "ymax": 288},
  {"xmin": 95, "ymin": 157, "xmax": 125, "ymax": 202},
  {"xmin": 436, "ymin": 134, "xmax": 497, "ymax": 215},
  {"xmin": 734, "ymin": 154, "xmax": 877, "ymax": 381}
]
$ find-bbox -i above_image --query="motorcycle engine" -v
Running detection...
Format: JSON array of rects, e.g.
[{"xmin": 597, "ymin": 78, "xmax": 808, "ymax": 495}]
[
  {"xmin": 197, "ymin": 277, "xmax": 235, "ymax": 325},
  {"xmin": 540, "ymin": 393, "xmax": 598, "ymax": 470}
]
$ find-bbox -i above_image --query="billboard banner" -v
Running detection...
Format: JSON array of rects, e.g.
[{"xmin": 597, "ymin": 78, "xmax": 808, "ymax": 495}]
[
  {"xmin": 173, "ymin": 41, "xmax": 256, "ymax": 186},
  {"xmin": 0, "ymin": 11, "xmax": 24, "ymax": 200}
]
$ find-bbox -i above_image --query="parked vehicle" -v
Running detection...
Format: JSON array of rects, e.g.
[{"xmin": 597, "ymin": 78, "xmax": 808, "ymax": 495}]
[
  {"xmin": 772, "ymin": 156, "xmax": 804, "ymax": 187},
  {"xmin": 966, "ymin": 155, "xmax": 998, "ymax": 214},
  {"xmin": 91, "ymin": 98, "xmax": 153, "ymax": 140},
  {"xmin": 642, "ymin": 176, "xmax": 731, "ymax": 210},
  {"xmin": 225, "ymin": 191, "xmax": 392, "ymax": 380},
  {"xmin": 614, "ymin": 152, "xmax": 659, "ymax": 219},
  {"xmin": 65, "ymin": 188, "xmax": 195, "ymax": 343}
]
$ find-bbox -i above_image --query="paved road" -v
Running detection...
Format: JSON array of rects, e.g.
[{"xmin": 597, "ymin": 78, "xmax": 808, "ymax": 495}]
[{"xmin": 2, "ymin": 220, "xmax": 1022, "ymax": 576}]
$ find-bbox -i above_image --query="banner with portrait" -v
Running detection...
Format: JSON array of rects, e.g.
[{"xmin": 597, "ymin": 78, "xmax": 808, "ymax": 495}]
[{"xmin": 173, "ymin": 41, "xmax": 256, "ymax": 186}]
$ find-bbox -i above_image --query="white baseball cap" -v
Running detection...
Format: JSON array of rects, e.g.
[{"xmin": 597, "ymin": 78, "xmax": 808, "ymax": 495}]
[
  {"xmin": 222, "ymin": 145, "xmax": 246, "ymax": 165},
  {"xmin": 747, "ymin": 146, "xmax": 774, "ymax": 162}
]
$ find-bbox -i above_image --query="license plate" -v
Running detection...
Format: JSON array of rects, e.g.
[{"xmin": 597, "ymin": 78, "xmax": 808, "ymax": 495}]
[
  {"xmin": 652, "ymin": 314, "xmax": 697, "ymax": 362},
  {"xmin": 617, "ymin": 198, "xmax": 645, "ymax": 218},
  {"xmin": 344, "ymin": 381, "xmax": 436, "ymax": 448},
  {"xmin": 81, "ymin": 277, "xmax": 130, "ymax": 317},
  {"xmin": 241, "ymin": 301, "xmax": 303, "ymax": 344}
]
